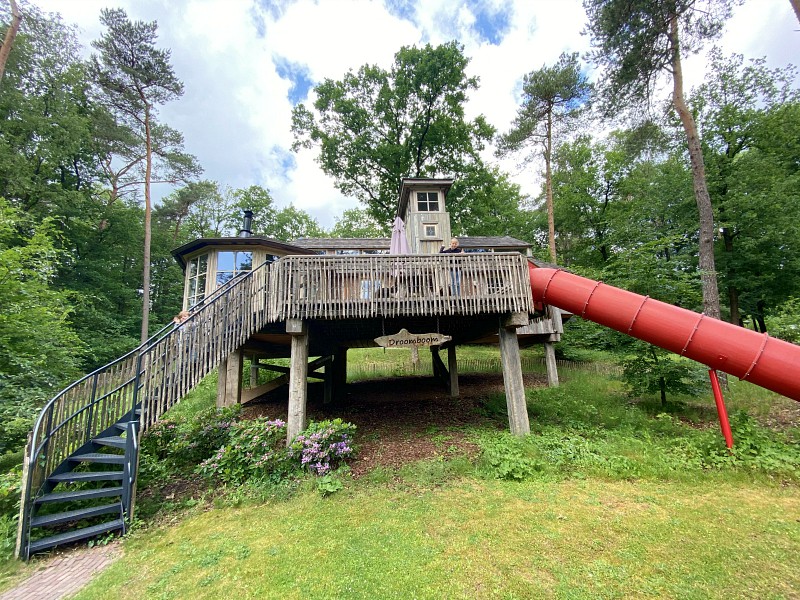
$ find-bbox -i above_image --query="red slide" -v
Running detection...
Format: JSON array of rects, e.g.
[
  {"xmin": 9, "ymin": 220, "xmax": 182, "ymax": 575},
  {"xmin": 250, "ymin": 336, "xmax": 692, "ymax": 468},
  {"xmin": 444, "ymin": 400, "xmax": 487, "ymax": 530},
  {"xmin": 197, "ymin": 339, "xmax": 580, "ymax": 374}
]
[{"xmin": 529, "ymin": 265, "xmax": 800, "ymax": 402}]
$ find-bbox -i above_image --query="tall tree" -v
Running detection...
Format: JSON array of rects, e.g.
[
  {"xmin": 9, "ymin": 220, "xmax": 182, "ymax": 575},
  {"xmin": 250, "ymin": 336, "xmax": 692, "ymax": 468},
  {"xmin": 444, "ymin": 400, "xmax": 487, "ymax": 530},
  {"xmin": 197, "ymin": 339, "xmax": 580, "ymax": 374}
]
[
  {"xmin": 0, "ymin": 0, "xmax": 21, "ymax": 85},
  {"xmin": 497, "ymin": 52, "xmax": 591, "ymax": 263},
  {"xmin": 330, "ymin": 208, "xmax": 384, "ymax": 238},
  {"xmin": 90, "ymin": 8, "xmax": 195, "ymax": 342},
  {"xmin": 291, "ymin": 41, "xmax": 495, "ymax": 226},
  {"xmin": 690, "ymin": 49, "xmax": 799, "ymax": 326},
  {"xmin": 584, "ymin": 0, "xmax": 740, "ymax": 322}
]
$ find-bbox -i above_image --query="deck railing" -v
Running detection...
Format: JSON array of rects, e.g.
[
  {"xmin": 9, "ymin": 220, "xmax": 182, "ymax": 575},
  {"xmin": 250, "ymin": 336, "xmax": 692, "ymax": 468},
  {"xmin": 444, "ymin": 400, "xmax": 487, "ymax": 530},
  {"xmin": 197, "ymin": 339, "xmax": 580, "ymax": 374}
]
[{"xmin": 269, "ymin": 252, "xmax": 534, "ymax": 320}]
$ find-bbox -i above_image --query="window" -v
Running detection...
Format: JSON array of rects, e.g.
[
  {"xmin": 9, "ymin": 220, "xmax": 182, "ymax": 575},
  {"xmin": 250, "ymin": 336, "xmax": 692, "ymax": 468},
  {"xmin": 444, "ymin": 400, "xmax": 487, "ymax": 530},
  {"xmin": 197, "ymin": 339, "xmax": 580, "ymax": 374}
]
[
  {"xmin": 416, "ymin": 192, "xmax": 439, "ymax": 212},
  {"xmin": 335, "ymin": 249, "xmax": 361, "ymax": 255},
  {"xmin": 216, "ymin": 251, "xmax": 252, "ymax": 286},
  {"xmin": 187, "ymin": 254, "xmax": 208, "ymax": 308},
  {"xmin": 423, "ymin": 223, "xmax": 438, "ymax": 238}
]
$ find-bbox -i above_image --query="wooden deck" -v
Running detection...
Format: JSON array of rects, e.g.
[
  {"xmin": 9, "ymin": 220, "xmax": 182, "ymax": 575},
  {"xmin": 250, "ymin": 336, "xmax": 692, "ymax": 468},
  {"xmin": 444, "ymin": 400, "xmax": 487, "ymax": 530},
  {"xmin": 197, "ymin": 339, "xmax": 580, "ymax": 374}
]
[{"xmin": 267, "ymin": 253, "xmax": 534, "ymax": 320}]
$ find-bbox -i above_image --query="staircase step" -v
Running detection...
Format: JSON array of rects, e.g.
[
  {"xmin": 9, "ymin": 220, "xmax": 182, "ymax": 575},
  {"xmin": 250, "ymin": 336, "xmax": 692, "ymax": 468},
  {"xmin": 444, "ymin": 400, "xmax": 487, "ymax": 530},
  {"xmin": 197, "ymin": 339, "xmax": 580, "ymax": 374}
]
[
  {"xmin": 70, "ymin": 453, "xmax": 125, "ymax": 465},
  {"xmin": 48, "ymin": 471, "xmax": 123, "ymax": 484},
  {"xmin": 30, "ymin": 503, "xmax": 121, "ymax": 528},
  {"xmin": 93, "ymin": 435, "xmax": 127, "ymax": 450},
  {"xmin": 34, "ymin": 486, "xmax": 123, "ymax": 505},
  {"xmin": 114, "ymin": 421, "xmax": 138, "ymax": 432},
  {"xmin": 28, "ymin": 519, "xmax": 124, "ymax": 554}
]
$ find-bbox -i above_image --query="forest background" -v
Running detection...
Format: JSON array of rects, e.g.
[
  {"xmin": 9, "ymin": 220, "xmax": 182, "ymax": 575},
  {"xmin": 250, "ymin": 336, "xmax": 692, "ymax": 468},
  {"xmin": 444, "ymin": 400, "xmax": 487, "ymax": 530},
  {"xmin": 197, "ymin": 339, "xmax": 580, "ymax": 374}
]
[{"xmin": 1, "ymin": 0, "xmax": 799, "ymax": 456}]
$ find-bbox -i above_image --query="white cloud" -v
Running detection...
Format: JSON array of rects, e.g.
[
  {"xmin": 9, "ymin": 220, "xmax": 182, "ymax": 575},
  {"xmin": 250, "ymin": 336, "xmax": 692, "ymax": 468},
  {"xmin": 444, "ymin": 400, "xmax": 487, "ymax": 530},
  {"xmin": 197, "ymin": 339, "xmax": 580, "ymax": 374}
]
[{"xmin": 32, "ymin": 0, "xmax": 799, "ymax": 228}]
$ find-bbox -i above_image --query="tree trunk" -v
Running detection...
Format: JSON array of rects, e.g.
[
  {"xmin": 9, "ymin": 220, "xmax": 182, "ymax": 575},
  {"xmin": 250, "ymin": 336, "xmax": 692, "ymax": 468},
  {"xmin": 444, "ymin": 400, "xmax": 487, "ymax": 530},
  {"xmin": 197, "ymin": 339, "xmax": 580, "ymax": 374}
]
[
  {"xmin": 545, "ymin": 109, "xmax": 557, "ymax": 263},
  {"xmin": 722, "ymin": 227, "xmax": 740, "ymax": 325},
  {"xmin": 792, "ymin": 0, "xmax": 800, "ymax": 25},
  {"xmin": 0, "ymin": 0, "xmax": 22, "ymax": 85},
  {"xmin": 670, "ymin": 17, "xmax": 721, "ymax": 321},
  {"xmin": 140, "ymin": 103, "xmax": 153, "ymax": 343}
]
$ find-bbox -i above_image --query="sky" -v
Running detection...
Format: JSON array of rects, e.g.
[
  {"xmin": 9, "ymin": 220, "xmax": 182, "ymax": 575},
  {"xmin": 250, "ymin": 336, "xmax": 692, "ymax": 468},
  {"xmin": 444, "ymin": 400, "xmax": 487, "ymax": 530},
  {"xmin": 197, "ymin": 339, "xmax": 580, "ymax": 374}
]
[{"xmin": 34, "ymin": 0, "xmax": 799, "ymax": 230}]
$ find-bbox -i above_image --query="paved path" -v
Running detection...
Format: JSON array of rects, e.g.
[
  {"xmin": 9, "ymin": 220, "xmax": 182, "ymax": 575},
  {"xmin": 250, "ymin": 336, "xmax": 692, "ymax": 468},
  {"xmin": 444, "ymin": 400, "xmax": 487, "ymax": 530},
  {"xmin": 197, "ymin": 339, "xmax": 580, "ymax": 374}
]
[{"xmin": 0, "ymin": 544, "xmax": 120, "ymax": 600}]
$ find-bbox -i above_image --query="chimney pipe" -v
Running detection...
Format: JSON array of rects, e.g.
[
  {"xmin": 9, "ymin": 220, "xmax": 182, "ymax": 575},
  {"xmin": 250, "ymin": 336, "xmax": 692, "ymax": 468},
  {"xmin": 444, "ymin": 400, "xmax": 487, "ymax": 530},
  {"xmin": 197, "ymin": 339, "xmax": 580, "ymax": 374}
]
[{"xmin": 240, "ymin": 210, "xmax": 253, "ymax": 238}]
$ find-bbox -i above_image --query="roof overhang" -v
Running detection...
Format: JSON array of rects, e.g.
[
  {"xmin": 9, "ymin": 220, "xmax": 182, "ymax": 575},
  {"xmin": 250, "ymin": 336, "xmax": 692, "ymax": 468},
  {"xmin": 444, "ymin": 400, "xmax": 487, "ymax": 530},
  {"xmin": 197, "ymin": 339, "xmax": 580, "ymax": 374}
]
[{"xmin": 171, "ymin": 236, "xmax": 316, "ymax": 270}]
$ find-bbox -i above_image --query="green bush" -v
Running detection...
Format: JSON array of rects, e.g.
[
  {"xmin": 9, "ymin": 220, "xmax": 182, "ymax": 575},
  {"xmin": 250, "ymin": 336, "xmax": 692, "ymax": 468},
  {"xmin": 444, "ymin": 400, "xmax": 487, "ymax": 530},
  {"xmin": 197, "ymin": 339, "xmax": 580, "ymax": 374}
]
[
  {"xmin": 0, "ymin": 465, "xmax": 21, "ymax": 516},
  {"xmin": 477, "ymin": 433, "xmax": 542, "ymax": 481},
  {"xmin": 196, "ymin": 418, "xmax": 288, "ymax": 484}
]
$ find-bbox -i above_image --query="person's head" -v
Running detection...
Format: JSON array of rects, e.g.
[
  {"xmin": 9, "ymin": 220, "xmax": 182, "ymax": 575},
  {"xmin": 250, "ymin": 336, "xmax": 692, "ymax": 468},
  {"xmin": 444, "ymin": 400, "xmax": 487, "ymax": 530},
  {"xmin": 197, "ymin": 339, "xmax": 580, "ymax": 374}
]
[
  {"xmin": 174, "ymin": 310, "xmax": 190, "ymax": 323},
  {"xmin": 449, "ymin": 238, "xmax": 459, "ymax": 250}
]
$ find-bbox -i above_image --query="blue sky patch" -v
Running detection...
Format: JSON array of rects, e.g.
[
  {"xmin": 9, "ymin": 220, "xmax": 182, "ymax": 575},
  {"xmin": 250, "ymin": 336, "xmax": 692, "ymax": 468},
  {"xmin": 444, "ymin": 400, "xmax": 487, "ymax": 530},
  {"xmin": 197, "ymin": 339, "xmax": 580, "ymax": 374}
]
[
  {"xmin": 384, "ymin": 0, "xmax": 416, "ymax": 23},
  {"xmin": 467, "ymin": 0, "xmax": 512, "ymax": 45},
  {"xmin": 273, "ymin": 57, "xmax": 315, "ymax": 105}
]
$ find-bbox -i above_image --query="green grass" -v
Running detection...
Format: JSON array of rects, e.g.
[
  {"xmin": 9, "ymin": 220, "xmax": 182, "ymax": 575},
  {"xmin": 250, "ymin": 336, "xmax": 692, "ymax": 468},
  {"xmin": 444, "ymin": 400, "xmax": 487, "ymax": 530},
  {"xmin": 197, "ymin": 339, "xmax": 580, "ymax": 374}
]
[
  {"xmin": 4, "ymin": 360, "xmax": 800, "ymax": 598},
  {"xmin": 73, "ymin": 478, "xmax": 799, "ymax": 599}
]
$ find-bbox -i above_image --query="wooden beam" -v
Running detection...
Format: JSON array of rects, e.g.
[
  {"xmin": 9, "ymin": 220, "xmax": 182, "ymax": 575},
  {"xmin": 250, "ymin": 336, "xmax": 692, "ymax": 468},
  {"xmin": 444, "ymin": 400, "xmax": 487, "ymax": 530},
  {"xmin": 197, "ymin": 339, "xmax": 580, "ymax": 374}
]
[
  {"xmin": 216, "ymin": 355, "xmax": 228, "ymax": 409},
  {"xmin": 544, "ymin": 342, "xmax": 559, "ymax": 387},
  {"xmin": 287, "ymin": 319, "xmax": 309, "ymax": 444},
  {"xmin": 223, "ymin": 348, "xmax": 242, "ymax": 407},
  {"xmin": 499, "ymin": 322, "xmax": 530, "ymax": 436},
  {"xmin": 447, "ymin": 345, "xmax": 459, "ymax": 398},
  {"xmin": 250, "ymin": 356, "xmax": 259, "ymax": 388}
]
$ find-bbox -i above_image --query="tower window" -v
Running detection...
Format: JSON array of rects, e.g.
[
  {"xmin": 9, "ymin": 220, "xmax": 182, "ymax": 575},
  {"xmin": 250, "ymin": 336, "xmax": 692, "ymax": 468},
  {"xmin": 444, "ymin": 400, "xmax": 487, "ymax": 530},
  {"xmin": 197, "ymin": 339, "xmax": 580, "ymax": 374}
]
[{"xmin": 416, "ymin": 192, "xmax": 439, "ymax": 212}]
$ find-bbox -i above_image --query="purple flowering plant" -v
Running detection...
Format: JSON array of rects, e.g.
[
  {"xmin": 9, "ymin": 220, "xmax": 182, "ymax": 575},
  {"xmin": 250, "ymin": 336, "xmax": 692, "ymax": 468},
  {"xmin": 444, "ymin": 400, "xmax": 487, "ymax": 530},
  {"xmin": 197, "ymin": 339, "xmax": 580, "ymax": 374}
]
[{"xmin": 287, "ymin": 419, "xmax": 356, "ymax": 476}]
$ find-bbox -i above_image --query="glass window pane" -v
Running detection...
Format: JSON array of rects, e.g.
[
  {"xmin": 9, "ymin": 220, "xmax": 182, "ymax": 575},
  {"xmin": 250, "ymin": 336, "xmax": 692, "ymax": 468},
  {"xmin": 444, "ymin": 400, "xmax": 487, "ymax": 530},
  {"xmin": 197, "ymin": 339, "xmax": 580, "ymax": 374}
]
[
  {"xmin": 197, "ymin": 274, "xmax": 206, "ymax": 294},
  {"xmin": 217, "ymin": 251, "xmax": 234, "ymax": 271},
  {"xmin": 198, "ymin": 254, "xmax": 208, "ymax": 273},
  {"xmin": 236, "ymin": 252, "xmax": 252, "ymax": 271},
  {"xmin": 217, "ymin": 272, "xmax": 233, "ymax": 286},
  {"xmin": 188, "ymin": 259, "xmax": 197, "ymax": 278}
]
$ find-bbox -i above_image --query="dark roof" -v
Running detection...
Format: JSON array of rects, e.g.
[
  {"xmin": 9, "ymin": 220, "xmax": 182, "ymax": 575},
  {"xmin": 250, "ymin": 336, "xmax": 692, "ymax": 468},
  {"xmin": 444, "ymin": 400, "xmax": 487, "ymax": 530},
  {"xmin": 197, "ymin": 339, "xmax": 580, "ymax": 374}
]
[
  {"xmin": 294, "ymin": 235, "xmax": 531, "ymax": 251},
  {"xmin": 171, "ymin": 236, "xmax": 316, "ymax": 269},
  {"xmin": 293, "ymin": 238, "xmax": 391, "ymax": 250}
]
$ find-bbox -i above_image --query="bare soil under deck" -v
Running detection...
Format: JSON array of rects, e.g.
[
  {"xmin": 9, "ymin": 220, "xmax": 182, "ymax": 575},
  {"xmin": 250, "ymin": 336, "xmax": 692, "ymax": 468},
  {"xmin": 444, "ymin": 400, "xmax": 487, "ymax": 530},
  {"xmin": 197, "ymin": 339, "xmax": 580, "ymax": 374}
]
[{"xmin": 242, "ymin": 373, "xmax": 549, "ymax": 477}]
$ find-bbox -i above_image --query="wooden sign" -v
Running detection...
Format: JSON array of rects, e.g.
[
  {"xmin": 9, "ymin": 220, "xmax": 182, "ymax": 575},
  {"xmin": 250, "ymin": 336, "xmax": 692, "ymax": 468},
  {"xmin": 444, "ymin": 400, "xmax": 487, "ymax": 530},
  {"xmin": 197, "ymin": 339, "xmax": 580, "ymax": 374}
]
[{"xmin": 374, "ymin": 328, "xmax": 452, "ymax": 348}]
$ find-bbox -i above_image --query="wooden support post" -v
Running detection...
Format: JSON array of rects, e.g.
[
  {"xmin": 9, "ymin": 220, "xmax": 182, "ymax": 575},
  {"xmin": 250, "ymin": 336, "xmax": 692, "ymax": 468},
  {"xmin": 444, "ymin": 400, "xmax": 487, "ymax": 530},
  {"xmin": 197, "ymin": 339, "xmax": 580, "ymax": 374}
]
[
  {"xmin": 217, "ymin": 348, "xmax": 242, "ymax": 408},
  {"xmin": 250, "ymin": 356, "xmax": 259, "ymax": 388},
  {"xmin": 499, "ymin": 313, "xmax": 530, "ymax": 436},
  {"xmin": 447, "ymin": 345, "xmax": 459, "ymax": 398},
  {"xmin": 544, "ymin": 342, "xmax": 559, "ymax": 387},
  {"xmin": 287, "ymin": 319, "xmax": 309, "ymax": 444},
  {"xmin": 216, "ymin": 355, "xmax": 228, "ymax": 409},
  {"xmin": 333, "ymin": 348, "xmax": 347, "ymax": 401},
  {"xmin": 323, "ymin": 356, "xmax": 334, "ymax": 406}
]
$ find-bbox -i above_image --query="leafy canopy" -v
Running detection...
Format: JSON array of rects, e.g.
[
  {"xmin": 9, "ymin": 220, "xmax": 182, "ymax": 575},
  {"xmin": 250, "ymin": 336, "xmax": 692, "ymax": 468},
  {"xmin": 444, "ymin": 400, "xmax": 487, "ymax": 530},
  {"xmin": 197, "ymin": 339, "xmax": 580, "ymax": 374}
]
[{"xmin": 292, "ymin": 41, "xmax": 494, "ymax": 226}]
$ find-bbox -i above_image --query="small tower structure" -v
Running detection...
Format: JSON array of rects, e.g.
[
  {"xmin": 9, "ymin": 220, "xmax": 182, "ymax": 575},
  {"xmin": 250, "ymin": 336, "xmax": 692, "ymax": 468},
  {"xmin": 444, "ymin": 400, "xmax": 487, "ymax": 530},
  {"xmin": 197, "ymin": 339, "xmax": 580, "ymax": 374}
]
[{"xmin": 397, "ymin": 177, "xmax": 454, "ymax": 254}]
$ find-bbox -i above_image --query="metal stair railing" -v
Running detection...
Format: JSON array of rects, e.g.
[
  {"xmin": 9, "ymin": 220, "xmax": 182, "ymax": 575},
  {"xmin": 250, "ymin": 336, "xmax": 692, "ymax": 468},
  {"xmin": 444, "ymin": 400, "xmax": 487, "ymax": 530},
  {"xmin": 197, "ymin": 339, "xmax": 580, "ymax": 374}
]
[{"xmin": 17, "ymin": 259, "xmax": 272, "ymax": 559}]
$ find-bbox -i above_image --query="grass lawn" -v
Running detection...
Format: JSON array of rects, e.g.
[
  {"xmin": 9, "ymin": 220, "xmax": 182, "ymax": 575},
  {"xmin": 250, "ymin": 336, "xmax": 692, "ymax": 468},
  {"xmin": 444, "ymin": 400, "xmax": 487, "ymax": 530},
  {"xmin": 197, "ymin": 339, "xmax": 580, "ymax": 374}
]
[
  {"xmin": 74, "ymin": 477, "xmax": 799, "ymax": 599},
  {"xmin": 3, "ymin": 351, "xmax": 799, "ymax": 599}
]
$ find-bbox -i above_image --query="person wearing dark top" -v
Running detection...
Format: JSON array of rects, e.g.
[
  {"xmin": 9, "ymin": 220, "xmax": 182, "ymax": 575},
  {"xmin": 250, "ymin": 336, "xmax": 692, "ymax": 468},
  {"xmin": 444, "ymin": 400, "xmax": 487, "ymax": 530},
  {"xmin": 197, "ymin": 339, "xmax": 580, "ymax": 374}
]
[{"xmin": 439, "ymin": 238, "xmax": 463, "ymax": 295}]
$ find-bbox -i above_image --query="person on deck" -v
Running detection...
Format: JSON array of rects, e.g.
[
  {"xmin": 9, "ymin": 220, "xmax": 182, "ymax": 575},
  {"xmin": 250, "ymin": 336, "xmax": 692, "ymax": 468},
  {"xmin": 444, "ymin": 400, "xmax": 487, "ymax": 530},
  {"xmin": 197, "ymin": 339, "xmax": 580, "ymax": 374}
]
[{"xmin": 439, "ymin": 238, "xmax": 463, "ymax": 296}]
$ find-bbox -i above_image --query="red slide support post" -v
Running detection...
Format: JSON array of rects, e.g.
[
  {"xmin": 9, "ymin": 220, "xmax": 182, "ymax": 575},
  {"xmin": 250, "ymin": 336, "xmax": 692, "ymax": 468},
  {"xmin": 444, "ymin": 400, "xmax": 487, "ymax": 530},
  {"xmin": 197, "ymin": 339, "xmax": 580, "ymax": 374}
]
[
  {"xmin": 708, "ymin": 370, "xmax": 733, "ymax": 449},
  {"xmin": 529, "ymin": 266, "xmax": 800, "ymax": 403}
]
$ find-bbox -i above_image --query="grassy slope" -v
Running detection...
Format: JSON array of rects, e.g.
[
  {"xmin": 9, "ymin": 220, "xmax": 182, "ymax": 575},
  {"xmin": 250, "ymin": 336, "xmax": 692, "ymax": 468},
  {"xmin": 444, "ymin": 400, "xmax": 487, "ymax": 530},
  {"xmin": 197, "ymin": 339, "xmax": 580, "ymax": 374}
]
[
  {"xmin": 75, "ymin": 478, "xmax": 799, "ymax": 599},
  {"xmin": 72, "ymin": 353, "xmax": 800, "ymax": 600}
]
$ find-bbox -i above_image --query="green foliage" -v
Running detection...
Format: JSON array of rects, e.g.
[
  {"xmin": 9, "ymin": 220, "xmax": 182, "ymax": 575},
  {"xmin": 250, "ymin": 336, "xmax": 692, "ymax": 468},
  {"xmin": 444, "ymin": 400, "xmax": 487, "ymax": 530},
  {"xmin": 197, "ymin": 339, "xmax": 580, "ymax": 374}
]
[
  {"xmin": 196, "ymin": 418, "xmax": 288, "ymax": 484},
  {"xmin": 477, "ymin": 433, "xmax": 541, "ymax": 480},
  {"xmin": 141, "ymin": 405, "xmax": 241, "ymax": 470},
  {"xmin": 768, "ymin": 297, "xmax": 800, "ymax": 343},
  {"xmin": 0, "ymin": 199, "xmax": 85, "ymax": 447},
  {"xmin": 330, "ymin": 208, "xmax": 385, "ymax": 238},
  {"xmin": 316, "ymin": 474, "xmax": 344, "ymax": 497},
  {"xmin": 0, "ymin": 465, "xmax": 21, "ymax": 517},
  {"xmin": 292, "ymin": 41, "xmax": 495, "ymax": 226},
  {"xmin": 621, "ymin": 343, "xmax": 706, "ymax": 404}
]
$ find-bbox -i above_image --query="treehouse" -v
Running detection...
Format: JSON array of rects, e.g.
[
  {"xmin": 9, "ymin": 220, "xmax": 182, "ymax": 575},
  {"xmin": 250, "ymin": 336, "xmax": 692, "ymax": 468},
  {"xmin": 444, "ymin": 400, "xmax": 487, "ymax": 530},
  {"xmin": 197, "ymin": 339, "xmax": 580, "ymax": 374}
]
[{"xmin": 17, "ymin": 177, "xmax": 565, "ymax": 559}]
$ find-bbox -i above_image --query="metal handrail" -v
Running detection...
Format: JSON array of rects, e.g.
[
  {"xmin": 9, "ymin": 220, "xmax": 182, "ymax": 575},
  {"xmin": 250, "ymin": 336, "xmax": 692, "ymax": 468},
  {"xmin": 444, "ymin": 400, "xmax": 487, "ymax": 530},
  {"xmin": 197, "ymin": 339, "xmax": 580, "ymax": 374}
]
[{"xmin": 19, "ymin": 260, "xmax": 273, "ymax": 558}]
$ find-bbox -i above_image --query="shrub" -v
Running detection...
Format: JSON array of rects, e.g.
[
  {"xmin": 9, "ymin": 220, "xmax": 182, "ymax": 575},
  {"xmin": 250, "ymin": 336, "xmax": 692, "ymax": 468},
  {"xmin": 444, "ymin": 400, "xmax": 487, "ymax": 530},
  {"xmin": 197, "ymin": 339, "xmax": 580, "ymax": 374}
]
[
  {"xmin": 287, "ymin": 419, "xmax": 356, "ymax": 476},
  {"xmin": 196, "ymin": 418, "xmax": 287, "ymax": 484},
  {"xmin": 477, "ymin": 433, "xmax": 541, "ymax": 481},
  {"xmin": 0, "ymin": 465, "xmax": 21, "ymax": 516}
]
